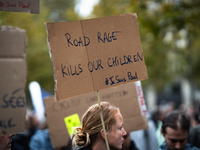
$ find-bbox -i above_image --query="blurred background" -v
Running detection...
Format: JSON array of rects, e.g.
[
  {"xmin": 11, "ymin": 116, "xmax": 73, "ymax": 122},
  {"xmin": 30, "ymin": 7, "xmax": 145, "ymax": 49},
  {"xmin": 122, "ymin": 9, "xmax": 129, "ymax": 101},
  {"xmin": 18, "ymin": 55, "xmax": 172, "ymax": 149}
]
[{"xmin": 1, "ymin": 0, "xmax": 200, "ymax": 111}]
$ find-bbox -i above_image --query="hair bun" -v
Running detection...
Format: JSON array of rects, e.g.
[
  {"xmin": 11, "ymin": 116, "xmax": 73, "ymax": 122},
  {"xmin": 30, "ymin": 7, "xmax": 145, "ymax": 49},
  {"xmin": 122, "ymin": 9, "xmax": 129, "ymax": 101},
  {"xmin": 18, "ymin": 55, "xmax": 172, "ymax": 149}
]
[{"xmin": 72, "ymin": 127, "xmax": 90, "ymax": 148}]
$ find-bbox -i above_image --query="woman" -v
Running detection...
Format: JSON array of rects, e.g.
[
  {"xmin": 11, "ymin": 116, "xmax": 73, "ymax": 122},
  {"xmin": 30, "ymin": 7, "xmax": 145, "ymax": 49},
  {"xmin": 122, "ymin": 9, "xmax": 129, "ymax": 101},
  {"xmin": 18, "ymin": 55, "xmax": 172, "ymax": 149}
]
[{"xmin": 72, "ymin": 102, "xmax": 127, "ymax": 150}]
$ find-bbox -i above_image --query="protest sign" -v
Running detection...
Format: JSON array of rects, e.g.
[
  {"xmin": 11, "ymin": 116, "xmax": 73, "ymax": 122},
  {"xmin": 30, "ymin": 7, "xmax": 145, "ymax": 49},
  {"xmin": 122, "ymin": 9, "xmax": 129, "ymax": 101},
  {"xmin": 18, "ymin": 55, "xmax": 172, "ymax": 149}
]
[
  {"xmin": 0, "ymin": 0, "xmax": 39, "ymax": 14},
  {"xmin": 45, "ymin": 13, "xmax": 148, "ymax": 101},
  {"xmin": 44, "ymin": 81, "xmax": 148, "ymax": 148},
  {"xmin": 0, "ymin": 26, "xmax": 27, "ymax": 134}
]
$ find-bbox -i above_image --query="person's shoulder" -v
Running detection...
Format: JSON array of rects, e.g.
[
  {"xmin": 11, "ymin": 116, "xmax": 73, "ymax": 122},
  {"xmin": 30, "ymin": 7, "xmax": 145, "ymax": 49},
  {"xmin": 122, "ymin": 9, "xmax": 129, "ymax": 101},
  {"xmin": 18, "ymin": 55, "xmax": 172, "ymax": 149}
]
[
  {"xmin": 185, "ymin": 143, "xmax": 200, "ymax": 150},
  {"xmin": 30, "ymin": 129, "xmax": 50, "ymax": 143},
  {"xmin": 33, "ymin": 129, "xmax": 49, "ymax": 137},
  {"xmin": 158, "ymin": 142, "xmax": 168, "ymax": 150}
]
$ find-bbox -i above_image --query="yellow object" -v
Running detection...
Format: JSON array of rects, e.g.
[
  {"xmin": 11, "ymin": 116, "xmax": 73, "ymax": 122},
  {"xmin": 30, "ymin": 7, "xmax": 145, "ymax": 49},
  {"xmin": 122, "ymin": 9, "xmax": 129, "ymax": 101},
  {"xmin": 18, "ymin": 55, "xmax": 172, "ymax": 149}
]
[{"xmin": 64, "ymin": 114, "xmax": 81, "ymax": 136}]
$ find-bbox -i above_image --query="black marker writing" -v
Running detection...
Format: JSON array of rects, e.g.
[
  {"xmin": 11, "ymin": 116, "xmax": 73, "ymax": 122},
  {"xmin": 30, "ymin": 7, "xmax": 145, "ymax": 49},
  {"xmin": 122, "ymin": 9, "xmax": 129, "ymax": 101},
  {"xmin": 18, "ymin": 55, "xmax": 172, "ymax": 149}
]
[
  {"xmin": 107, "ymin": 52, "xmax": 143, "ymax": 67},
  {"xmin": 133, "ymin": 52, "xmax": 143, "ymax": 62},
  {"xmin": 128, "ymin": 72, "xmax": 138, "ymax": 80},
  {"xmin": 64, "ymin": 33, "xmax": 90, "ymax": 47},
  {"xmin": 105, "ymin": 74, "xmax": 127, "ymax": 86},
  {"xmin": 97, "ymin": 31, "xmax": 122, "ymax": 43},
  {"xmin": 61, "ymin": 63, "xmax": 83, "ymax": 77},
  {"xmin": 88, "ymin": 59, "xmax": 104, "ymax": 72},
  {"xmin": 115, "ymin": 75, "xmax": 126, "ymax": 83},
  {"xmin": 107, "ymin": 55, "xmax": 132, "ymax": 67},
  {"xmin": 105, "ymin": 76, "xmax": 115, "ymax": 85},
  {"xmin": 0, "ymin": 118, "xmax": 15, "ymax": 129},
  {"xmin": 105, "ymin": 71, "xmax": 138, "ymax": 86},
  {"xmin": 1, "ymin": 88, "xmax": 26, "ymax": 108}
]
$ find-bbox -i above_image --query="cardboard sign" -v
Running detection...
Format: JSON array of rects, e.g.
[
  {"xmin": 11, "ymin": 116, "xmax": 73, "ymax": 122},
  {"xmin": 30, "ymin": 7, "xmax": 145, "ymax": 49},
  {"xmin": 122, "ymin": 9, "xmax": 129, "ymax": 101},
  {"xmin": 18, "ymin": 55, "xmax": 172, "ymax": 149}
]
[
  {"xmin": 44, "ymin": 82, "xmax": 148, "ymax": 148},
  {"xmin": 45, "ymin": 13, "xmax": 148, "ymax": 101},
  {"xmin": 0, "ymin": 26, "xmax": 27, "ymax": 134},
  {"xmin": 0, "ymin": 0, "xmax": 39, "ymax": 14}
]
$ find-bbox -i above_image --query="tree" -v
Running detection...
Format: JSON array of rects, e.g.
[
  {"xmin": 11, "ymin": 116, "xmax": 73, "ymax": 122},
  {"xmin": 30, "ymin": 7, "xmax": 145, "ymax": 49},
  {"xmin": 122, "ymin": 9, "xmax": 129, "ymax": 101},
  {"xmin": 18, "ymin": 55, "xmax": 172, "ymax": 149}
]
[
  {"xmin": 0, "ymin": 0, "xmax": 80, "ymax": 106},
  {"xmin": 133, "ymin": 1, "xmax": 200, "ymax": 102},
  {"xmin": 92, "ymin": 0, "xmax": 200, "ymax": 98}
]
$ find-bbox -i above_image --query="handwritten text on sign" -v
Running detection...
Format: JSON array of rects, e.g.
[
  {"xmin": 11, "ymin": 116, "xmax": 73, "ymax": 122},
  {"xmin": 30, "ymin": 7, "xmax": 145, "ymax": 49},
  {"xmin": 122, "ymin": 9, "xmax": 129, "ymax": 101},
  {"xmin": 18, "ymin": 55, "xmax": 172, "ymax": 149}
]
[
  {"xmin": 0, "ymin": 88, "xmax": 26, "ymax": 129},
  {"xmin": 0, "ymin": 1, "xmax": 31, "ymax": 8},
  {"xmin": 0, "ymin": 0, "xmax": 39, "ymax": 14},
  {"xmin": 62, "ymin": 31, "xmax": 143, "ymax": 85},
  {"xmin": 46, "ymin": 13, "xmax": 148, "ymax": 100}
]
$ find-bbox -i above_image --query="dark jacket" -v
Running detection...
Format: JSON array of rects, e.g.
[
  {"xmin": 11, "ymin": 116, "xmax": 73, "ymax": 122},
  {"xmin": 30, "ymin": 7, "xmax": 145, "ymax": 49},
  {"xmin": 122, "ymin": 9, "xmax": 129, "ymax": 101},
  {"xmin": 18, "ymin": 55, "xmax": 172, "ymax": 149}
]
[
  {"xmin": 80, "ymin": 145, "xmax": 93, "ymax": 150},
  {"xmin": 188, "ymin": 124, "xmax": 200, "ymax": 148},
  {"xmin": 159, "ymin": 142, "xmax": 200, "ymax": 150},
  {"xmin": 129, "ymin": 141, "xmax": 139, "ymax": 150},
  {"xmin": 71, "ymin": 145, "xmax": 93, "ymax": 150}
]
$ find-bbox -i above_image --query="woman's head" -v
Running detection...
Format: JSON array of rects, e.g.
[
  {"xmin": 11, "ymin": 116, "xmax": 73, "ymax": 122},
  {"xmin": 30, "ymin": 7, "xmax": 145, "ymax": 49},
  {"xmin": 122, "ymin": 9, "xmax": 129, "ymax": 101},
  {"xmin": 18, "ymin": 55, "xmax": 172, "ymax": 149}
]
[{"xmin": 72, "ymin": 102, "xmax": 126, "ymax": 149}]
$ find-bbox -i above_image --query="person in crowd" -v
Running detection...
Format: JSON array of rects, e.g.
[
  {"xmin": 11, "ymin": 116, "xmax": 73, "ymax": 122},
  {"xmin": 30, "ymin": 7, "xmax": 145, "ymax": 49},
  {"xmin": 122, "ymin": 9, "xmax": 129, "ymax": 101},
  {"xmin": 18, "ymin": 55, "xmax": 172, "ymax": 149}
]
[
  {"xmin": 71, "ymin": 102, "xmax": 127, "ymax": 150},
  {"xmin": 187, "ymin": 104, "xmax": 200, "ymax": 148},
  {"xmin": 185, "ymin": 104, "xmax": 200, "ymax": 127},
  {"xmin": 11, "ymin": 110, "xmax": 39, "ymax": 150},
  {"xmin": 159, "ymin": 110, "xmax": 200, "ymax": 150},
  {"xmin": 0, "ymin": 132, "xmax": 15, "ymax": 150},
  {"xmin": 151, "ymin": 102, "xmax": 175, "ymax": 148},
  {"xmin": 29, "ymin": 120, "xmax": 54, "ymax": 150},
  {"xmin": 122, "ymin": 132, "xmax": 138, "ymax": 150},
  {"xmin": 130, "ymin": 111, "xmax": 158, "ymax": 150}
]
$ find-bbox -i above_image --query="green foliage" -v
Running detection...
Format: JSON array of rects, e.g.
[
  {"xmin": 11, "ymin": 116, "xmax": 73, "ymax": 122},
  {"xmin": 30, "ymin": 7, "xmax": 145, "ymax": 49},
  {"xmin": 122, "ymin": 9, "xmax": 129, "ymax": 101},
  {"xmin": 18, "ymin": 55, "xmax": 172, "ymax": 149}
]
[
  {"xmin": 1, "ymin": 0, "xmax": 200, "ymax": 103},
  {"xmin": 93, "ymin": 0, "xmax": 131, "ymax": 17},
  {"xmin": 0, "ymin": 0, "xmax": 79, "ymax": 105},
  {"xmin": 92, "ymin": 0, "xmax": 200, "ymax": 92}
]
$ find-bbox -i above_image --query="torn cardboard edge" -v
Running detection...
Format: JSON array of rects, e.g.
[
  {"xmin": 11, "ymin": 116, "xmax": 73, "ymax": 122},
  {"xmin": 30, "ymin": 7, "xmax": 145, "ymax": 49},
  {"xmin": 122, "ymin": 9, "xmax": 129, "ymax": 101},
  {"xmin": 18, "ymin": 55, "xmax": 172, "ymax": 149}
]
[
  {"xmin": 45, "ymin": 24, "xmax": 58, "ymax": 96},
  {"xmin": 45, "ymin": 13, "xmax": 148, "ymax": 101}
]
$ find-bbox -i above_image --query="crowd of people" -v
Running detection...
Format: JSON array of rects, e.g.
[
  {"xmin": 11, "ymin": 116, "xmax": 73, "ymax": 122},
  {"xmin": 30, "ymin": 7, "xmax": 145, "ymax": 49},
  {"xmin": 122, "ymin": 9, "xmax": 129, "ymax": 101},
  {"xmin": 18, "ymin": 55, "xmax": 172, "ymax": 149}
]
[{"xmin": 1, "ymin": 101, "xmax": 200, "ymax": 150}]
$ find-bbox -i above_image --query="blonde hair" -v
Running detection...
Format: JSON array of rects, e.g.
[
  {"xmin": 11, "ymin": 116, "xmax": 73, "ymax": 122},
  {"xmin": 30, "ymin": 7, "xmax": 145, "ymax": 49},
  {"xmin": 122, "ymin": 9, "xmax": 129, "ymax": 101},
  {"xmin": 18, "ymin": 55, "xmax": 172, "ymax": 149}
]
[{"xmin": 72, "ymin": 102, "xmax": 119, "ymax": 149}]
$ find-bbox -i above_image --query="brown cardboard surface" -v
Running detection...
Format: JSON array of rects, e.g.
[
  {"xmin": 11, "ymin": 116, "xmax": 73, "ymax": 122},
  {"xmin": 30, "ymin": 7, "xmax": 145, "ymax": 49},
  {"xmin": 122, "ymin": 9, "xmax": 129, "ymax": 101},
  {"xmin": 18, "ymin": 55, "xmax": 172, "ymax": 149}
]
[
  {"xmin": 0, "ymin": 27, "xmax": 27, "ymax": 58},
  {"xmin": 0, "ymin": 0, "xmax": 39, "ymax": 14},
  {"xmin": 46, "ymin": 13, "xmax": 148, "ymax": 101},
  {"xmin": 0, "ymin": 27, "xmax": 27, "ymax": 134},
  {"xmin": 44, "ymin": 82, "xmax": 148, "ymax": 148}
]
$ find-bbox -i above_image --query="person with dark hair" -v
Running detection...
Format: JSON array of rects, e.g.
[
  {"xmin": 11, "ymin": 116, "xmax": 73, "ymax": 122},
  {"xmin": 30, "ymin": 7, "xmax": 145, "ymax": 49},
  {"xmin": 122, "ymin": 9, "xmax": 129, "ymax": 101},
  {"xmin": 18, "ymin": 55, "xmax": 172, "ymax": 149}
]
[
  {"xmin": 72, "ymin": 102, "xmax": 127, "ymax": 150},
  {"xmin": 187, "ymin": 108, "xmax": 200, "ymax": 148},
  {"xmin": 12, "ymin": 111, "xmax": 39, "ymax": 150},
  {"xmin": 159, "ymin": 111, "xmax": 200, "ymax": 150}
]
